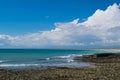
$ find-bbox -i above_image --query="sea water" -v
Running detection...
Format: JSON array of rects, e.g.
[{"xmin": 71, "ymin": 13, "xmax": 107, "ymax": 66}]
[{"xmin": 0, "ymin": 49, "xmax": 119, "ymax": 70}]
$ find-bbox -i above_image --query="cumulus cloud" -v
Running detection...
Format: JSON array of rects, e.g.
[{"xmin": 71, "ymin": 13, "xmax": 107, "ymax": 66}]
[{"xmin": 0, "ymin": 3, "xmax": 120, "ymax": 48}]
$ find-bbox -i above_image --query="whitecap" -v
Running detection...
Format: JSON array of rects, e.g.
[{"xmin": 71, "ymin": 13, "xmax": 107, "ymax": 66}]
[
  {"xmin": 54, "ymin": 54, "xmax": 83, "ymax": 63},
  {"xmin": 55, "ymin": 54, "xmax": 83, "ymax": 59},
  {"xmin": 46, "ymin": 58, "xmax": 50, "ymax": 60},
  {"xmin": 0, "ymin": 60, "xmax": 11, "ymax": 63},
  {"xmin": 0, "ymin": 64, "xmax": 40, "ymax": 67}
]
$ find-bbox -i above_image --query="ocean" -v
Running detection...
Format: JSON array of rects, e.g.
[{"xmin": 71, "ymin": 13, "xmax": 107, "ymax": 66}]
[{"xmin": 0, "ymin": 49, "xmax": 119, "ymax": 70}]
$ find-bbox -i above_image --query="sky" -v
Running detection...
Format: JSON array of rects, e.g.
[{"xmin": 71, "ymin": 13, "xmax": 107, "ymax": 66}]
[{"xmin": 0, "ymin": 0, "xmax": 120, "ymax": 48}]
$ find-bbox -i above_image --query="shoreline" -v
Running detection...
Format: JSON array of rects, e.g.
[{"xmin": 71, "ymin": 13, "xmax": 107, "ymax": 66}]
[{"xmin": 0, "ymin": 53, "xmax": 120, "ymax": 80}]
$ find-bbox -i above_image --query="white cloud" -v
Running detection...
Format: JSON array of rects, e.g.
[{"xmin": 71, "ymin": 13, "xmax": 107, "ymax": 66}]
[{"xmin": 0, "ymin": 3, "xmax": 120, "ymax": 48}]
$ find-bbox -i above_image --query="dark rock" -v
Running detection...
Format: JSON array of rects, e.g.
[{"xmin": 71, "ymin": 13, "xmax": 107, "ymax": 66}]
[{"xmin": 74, "ymin": 53, "xmax": 120, "ymax": 63}]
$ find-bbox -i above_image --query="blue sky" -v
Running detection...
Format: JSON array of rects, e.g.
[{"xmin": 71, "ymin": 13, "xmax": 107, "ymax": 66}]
[
  {"xmin": 0, "ymin": 0, "xmax": 120, "ymax": 48},
  {"xmin": 0, "ymin": 0, "xmax": 120, "ymax": 35}
]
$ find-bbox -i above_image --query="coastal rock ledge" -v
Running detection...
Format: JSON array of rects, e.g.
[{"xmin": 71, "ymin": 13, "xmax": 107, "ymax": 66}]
[{"xmin": 74, "ymin": 53, "xmax": 120, "ymax": 63}]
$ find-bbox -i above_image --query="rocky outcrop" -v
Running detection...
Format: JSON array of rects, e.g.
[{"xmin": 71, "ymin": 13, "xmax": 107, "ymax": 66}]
[{"xmin": 74, "ymin": 53, "xmax": 120, "ymax": 63}]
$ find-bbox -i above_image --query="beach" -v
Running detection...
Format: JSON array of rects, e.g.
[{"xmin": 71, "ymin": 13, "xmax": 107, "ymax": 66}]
[
  {"xmin": 0, "ymin": 53, "xmax": 120, "ymax": 80},
  {"xmin": 0, "ymin": 1, "xmax": 120, "ymax": 80},
  {"xmin": 0, "ymin": 49, "xmax": 108, "ymax": 70}
]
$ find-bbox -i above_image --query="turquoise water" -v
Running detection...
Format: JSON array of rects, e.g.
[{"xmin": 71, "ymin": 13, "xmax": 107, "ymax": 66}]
[{"xmin": 0, "ymin": 49, "xmax": 118, "ymax": 69}]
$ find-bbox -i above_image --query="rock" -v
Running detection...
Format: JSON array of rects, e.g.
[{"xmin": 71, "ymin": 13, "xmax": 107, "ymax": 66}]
[{"xmin": 74, "ymin": 53, "xmax": 120, "ymax": 63}]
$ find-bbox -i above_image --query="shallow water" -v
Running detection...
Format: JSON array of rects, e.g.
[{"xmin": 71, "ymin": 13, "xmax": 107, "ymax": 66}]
[{"xmin": 0, "ymin": 49, "xmax": 119, "ymax": 70}]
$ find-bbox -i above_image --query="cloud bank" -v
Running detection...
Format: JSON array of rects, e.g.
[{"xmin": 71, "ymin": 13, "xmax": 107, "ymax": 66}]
[{"xmin": 0, "ymin": 3, "xmax": 120, "ymax": 48}]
